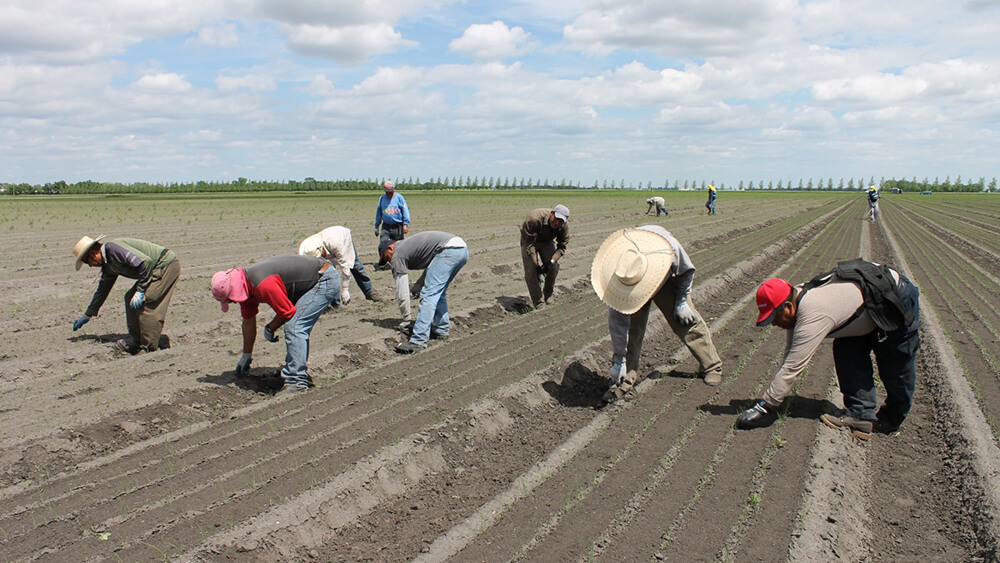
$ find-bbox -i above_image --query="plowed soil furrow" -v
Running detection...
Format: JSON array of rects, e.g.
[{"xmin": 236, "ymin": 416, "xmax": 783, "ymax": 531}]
[
  {"xmin": 429, "ymin": 205, "xmax": 861, "ymax": 562},
  {"xmin": 884, "ymin": 203, "xmax": 1000, "ymax": 444}
]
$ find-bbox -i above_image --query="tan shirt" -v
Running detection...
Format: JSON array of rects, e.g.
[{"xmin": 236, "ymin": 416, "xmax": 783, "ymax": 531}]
[{"xmin": 761, "ymin": 275, "xmax": 898, "ymax": 406}]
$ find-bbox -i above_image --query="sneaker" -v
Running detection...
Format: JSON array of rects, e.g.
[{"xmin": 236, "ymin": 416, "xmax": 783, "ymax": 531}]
[
  {"xmin": 820, "ymin": 413, "xmax": 873, "ymax": 440},
  {"xmin": 395, "ymin": 341, "xmax": 426, "ymax": 354},
  {"xmin": 703, "ymin": 371, "xmax": 723, "ymax": 386}
]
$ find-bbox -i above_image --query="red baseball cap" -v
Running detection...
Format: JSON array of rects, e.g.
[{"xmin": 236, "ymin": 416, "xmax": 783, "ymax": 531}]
[{"xmin": 756, "ymin": 278, "xmax": 792, "ymax": 326}]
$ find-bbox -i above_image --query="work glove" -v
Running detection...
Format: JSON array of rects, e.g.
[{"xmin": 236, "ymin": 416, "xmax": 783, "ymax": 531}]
[
  {"xmin": 72, "ymin": 314, "xmax": 91, "ymax": 331},
  {"xmin": 129, "ymin": 291, "xmax": 145, "ymax": 309},
  {"xmin": 398, "ymin": 320, "xmax": 414, "ymax": 334},
  {"xmin": 235, "ymin": 353, "xmax": 252, "ymax": 376},
  {"xmin": 736, "ymin": 400, "xmax": 776, "ymax": 430},
  {"xmin": 263, "ymin": 325, "xmax": 279, "ymax": 343},
  {"xmin": 375, "ymin": 228, "xmax": 380, "ymax": 237},
  {"xmin": 674, "ymin": 298, "xmax": 697, "ymax": 326},
  {"xmin": 608, "ymin": 360, "xmax": 627, "ymax": 386}
]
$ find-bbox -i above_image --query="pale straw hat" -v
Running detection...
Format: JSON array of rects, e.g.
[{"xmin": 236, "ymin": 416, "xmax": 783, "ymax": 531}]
[
  {"xmin": 73, "ymin": 234, "xmax": 105, "ymax": 270},
  {"xmin": 591, "ymin": 228, "xmax": 675, "ymax": 315},
  {"xmin": 298, "ymin": 233, "xmax": 326, "ymax": 258}
]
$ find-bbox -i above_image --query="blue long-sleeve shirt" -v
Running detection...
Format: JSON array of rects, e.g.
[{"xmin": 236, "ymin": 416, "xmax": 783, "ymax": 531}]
[{"xmin": 375, "ymin": 192, "xmax": 410, "ymax": 229}]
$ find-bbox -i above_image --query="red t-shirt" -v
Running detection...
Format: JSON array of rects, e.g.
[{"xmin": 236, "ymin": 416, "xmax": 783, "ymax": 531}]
[{"xmin": 239, "ymin": 275, "xmax": 297, "ymax": 319}]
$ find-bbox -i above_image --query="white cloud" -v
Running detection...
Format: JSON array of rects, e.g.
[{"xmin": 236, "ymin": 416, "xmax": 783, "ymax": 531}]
[
  {"xmin": 449, "ymin": 21, "xmax": 533, "ymax": 60},
  {"xmin": 132, "ymin": 73, "xmax": 194, "ymax": 93},
  {"xmin": 284, "ymin": 22, "xmax": 416, "ymax": 63},
  {"xmin": 215, "ymin": 73, "xmax": 277, "ymax": 92},
  {"xmin": 186, "ymin": 23, "xmax": 240, "ymax": 48}
]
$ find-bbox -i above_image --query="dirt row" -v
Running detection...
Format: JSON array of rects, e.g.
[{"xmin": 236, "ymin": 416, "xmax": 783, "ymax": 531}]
[{"xmin": 2, "ymin": 193, "xmax": 997, "ymax": 562}]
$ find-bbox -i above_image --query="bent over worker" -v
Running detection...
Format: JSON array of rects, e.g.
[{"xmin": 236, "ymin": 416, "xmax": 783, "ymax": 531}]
[
  {"xmin": 645, "ymin": 196, "xmax": 669, "ymax": 217},
  {"xmin": 211, "ymin": 255, "xmax": 340, "ymax": 394},
  {"xmin": 379, "ymin": 231, "xmax": 469, "ymax": 354},
  {"xmin": 591, "ymin": 226, "xmax": 723, "ymax": 403},
  {"xmin": 736, "ymin": 260, "xmax": 920, "ymax": 439},
  {"xmin": 520, "ymin": 205, "xmax": 569, "ymax": 309},
  {"xmin": 299, "ymin": 226, "xmax": 380, "ymax": 304},
  {"xmin": 72, "ymin": 235, "xmax": 180, "ymax": 354}
]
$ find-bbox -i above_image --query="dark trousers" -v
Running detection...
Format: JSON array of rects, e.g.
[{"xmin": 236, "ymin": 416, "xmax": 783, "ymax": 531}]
[
  {"xmin": 380, "ymin": 224, "xmax": 405, "ymax": 246},
  {"xmin": 833, "ymin": 278, "xmax": 920, "ymax": 426},
  {"xmin": 349, "ymin": 243, "xmax": 375, "ymax": 298},
  {"xmin": 521, "ymin": 241, "xmax": 559, "ymax": 306}
]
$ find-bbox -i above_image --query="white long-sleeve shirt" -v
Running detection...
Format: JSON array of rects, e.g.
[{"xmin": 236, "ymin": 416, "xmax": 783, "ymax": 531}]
[{"xmin": 301, "ymin": 226, "xmax": 356, "ymax": 303}]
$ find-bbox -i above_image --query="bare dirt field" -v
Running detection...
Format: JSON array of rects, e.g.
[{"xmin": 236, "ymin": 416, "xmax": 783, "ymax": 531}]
[{"xmin": 1, "ymin": 190, "xmax": 998, "ymax": 562}]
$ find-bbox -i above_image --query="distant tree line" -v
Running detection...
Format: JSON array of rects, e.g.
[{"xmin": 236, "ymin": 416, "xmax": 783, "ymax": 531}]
[{"xmin": 1, "ymin": 174, "xmax": 996, "ymax": 195}]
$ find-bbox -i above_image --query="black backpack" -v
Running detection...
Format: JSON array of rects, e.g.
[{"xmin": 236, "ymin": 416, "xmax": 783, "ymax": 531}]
[{"xmin": 798, "ymin": 258, "xmax": 914, "ymax": 332}]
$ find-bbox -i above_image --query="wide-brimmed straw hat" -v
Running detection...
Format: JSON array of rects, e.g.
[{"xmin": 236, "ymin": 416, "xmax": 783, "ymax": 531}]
[
  {"xmin": 73, "ymin": 234, "xmax": 105, "ymax": 270},
  {"xmin": 591, "ymin": 228, "xmax": 675, "ymax": 315},
  {"xmin": 210, "ymin": 268, "xmax": 249, "ymax": 312},
  {"xmin": 298, "ymin": 233, "xmax": 326, "ymax": 257}
]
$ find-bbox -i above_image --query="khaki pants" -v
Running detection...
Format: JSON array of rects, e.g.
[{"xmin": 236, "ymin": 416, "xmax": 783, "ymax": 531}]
[
  {"xmin": 521, "ymin": 242, "xmax": 560, "ymax": 306},
  {"xmin": 124, "ymin": 260, "xmax": 180, "ymax": 351},
  {"xmin": 625, "ymin": 283, "xmax": 722, "ymax": 377}
]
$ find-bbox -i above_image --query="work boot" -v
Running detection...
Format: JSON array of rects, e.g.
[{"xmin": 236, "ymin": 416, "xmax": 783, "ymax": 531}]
[
  {"xmin": 276, "ymin": 384, "xmax": 311, "ymax": 397},
  {"xmin": 703, "ymin": 370, "xmax": 723, "ymax": 386},
  {"xmin": 395, "ymin": 341, "xmax": 426, "ymax": 354},
  {"xmin": 873, "ymin": 417, "xmax": 902, "ymax": 434},
  {"xmin": 820, "ymin": 412, "xmax": 873, "ymax": 440},
  {"xmin": 367, "ymin": 292, "xmax": 381, "ymax": 302},
  {"xmin": 111, "ymin": 338, "xmax": 138, "ymax": 355}
]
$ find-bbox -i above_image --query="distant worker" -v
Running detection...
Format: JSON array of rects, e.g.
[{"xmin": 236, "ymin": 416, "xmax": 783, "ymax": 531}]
[
  {"xmin": 299, "ymin": 226, "xmax": 380, "ymax": 304},
  {"xmin": 866, "ymin": 186, "xmax": 880, "ymax": 223},
  {"xmin": 72, "ymin": 235, "xmax": 180, "ymax": 354},
  {"xmin": 736, "ymin": 259, "xmax": 921, "ymax": 440},
  {"xmin": 591, "ymin": 226, "xmax": 723, "ymax": 403},
  {"xmin": 375, "ymin": 180, "xmax": 410, "ymax": 249},
  {"xmin": 520, "ymin": 205, "xmax": 570, "ymax": 309},
  {"xmin": 379, "ymin": 231, "xmax": 469, "ymax": 354},
  {"xmin": 211, "ymin": 255, "xmax": 340, "ymax": 395},
  {"xmin": 645, "ymin": 196, "xmax": 669, "ymax": 217},
  {"xmin": 706, "ymin": 185, "xmax": 717, "ymax": 215}
]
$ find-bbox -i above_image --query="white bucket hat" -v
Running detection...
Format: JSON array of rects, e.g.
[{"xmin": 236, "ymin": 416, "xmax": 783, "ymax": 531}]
[
  {"xmin": 591, "ymin": 228, "xmax": 675, "ymax": 314},
  {"xmin": 298, "ymin": 233, "xmax": 326, "ymax": 258},
  {"xmin": 73, "ymin": 234, "xmax": 105, "ymax": 270}
]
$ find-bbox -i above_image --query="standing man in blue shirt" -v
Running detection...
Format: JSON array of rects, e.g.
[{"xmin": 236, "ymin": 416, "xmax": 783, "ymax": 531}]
[{"xmin": 375, "ymin": 180, "xmax": 411, "ymax": 253}]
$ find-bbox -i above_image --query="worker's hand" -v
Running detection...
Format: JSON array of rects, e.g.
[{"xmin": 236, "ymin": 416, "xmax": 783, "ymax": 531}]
[
  {"xmin": 235, "ymin": 353, "xmax": 253, "ymax": 376},
  {"xmin": 375, "ymin": 228, "xmax": 380, "ymax": 238},
  {"xmin": 72, "ymin": 314, "xmax": 91, "ymax": 331},
  {"xmin": 674, "ymin": 298, "xmax": 697, "ymax": 326},
  {"xmin": 608, "ymin": 360, "xmax": 626, "ymax": 386},
  {"xmin": 402, "ymin": 225, "xmax": 409, "ymax": 235},
  {"xmin": 129, "ymin": 291, "xmax": 145, "ymax": 309},
  {"xmin": 263, "ymin": 325, "xmax": 279, "ymax": 343},
  {"xmin": 398, "ymin": 320, "xmax": 414, "ymax": 334},
  {"xmin": 736, "ymin": 400, "xmax": 776, "ymax": 429}
]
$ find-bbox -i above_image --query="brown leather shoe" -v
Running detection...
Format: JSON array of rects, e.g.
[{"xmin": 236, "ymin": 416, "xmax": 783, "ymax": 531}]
[{"xmin": 820, "ymin": 413, "xmax": 873, "ymax": 440}]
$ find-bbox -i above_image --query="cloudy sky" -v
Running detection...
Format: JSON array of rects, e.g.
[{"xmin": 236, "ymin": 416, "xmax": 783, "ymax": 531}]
[{"xmin": 2, "ymin": 0, "xmax": 999, "ymax": 187}]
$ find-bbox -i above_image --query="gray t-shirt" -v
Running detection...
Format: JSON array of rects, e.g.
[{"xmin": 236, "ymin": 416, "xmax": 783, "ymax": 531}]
[{"xmin": 390, "ymin": 231, "xmax": 465, "ymax": 320}]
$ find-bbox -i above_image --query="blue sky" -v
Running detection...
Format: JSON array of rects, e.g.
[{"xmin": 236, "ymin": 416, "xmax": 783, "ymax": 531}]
[{"xmin": 1, "ymin": 0, "xmax": 999, "ymax": 187}]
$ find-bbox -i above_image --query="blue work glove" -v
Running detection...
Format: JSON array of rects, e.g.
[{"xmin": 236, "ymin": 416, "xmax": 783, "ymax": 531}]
[
  {"xmin": 608, "ymin": 360, "xmax": 626, "ymax": 386},
  {"xmin": 263, "ymin": 325, "xmax": 279, "ymax": 343},
  {"xmin": 235, "ymin": 353, "xmax": 252, "ymax": 376},
  {"xmin": 72, "ymin": 314, "xmax": 91, "ymax": 331},
  {"xmin": 674, "ymin": 298, "xmax": 697, "ymax": 326},
  {"xmin": 736, "ymin": 400, "xmax": 776, "ymax": 429},
  {"xmin": 129, "ymin": 291, "xmax": 145, "ymax": 309}
]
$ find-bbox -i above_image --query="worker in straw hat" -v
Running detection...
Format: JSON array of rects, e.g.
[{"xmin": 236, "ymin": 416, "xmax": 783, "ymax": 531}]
[
  {"xmin": 298, "ymin": 226, "xmax": 380, "ymax": 304},
  {"xmin": 71, "ymin": 235, "xmax": 181, "ymax": 354},
  {"xmin": 591, "ymin": 226, "xmax": 723, "ymax": 403}
]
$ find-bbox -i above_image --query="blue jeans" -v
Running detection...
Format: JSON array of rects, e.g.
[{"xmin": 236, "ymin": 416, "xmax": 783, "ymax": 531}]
[
  {"xmin": 656, "ymin": 204, "xmax": 669, "ymax": 216},
  {"xmin": 280, "ymin": 269, "xmax": 341, "ymax": 387},
  {"xmin": 832, "ymin": 277, "xmax": 920, "ymax": 425},
  {"xmin": 410, "ymin": 247, "xmax": 469, "ymax": 346},
  {"xmin": 349, "ymin": 243, "xmax": 375, "ymax": 299}
]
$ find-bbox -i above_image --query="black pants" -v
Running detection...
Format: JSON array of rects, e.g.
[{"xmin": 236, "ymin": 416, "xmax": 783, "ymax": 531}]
[{"xmin": 833, "ymin": 277, "xmax": 920, "ymax": 426}]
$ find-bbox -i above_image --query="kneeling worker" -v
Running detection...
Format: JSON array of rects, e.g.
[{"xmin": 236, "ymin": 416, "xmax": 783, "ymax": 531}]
[
  {"xmin": 591, "ymin": 226, "xmax": 723, "ymax": 402},
  {"xmin": 736, "ymin": 260, "xmax": 920, "ymax": 439}
]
